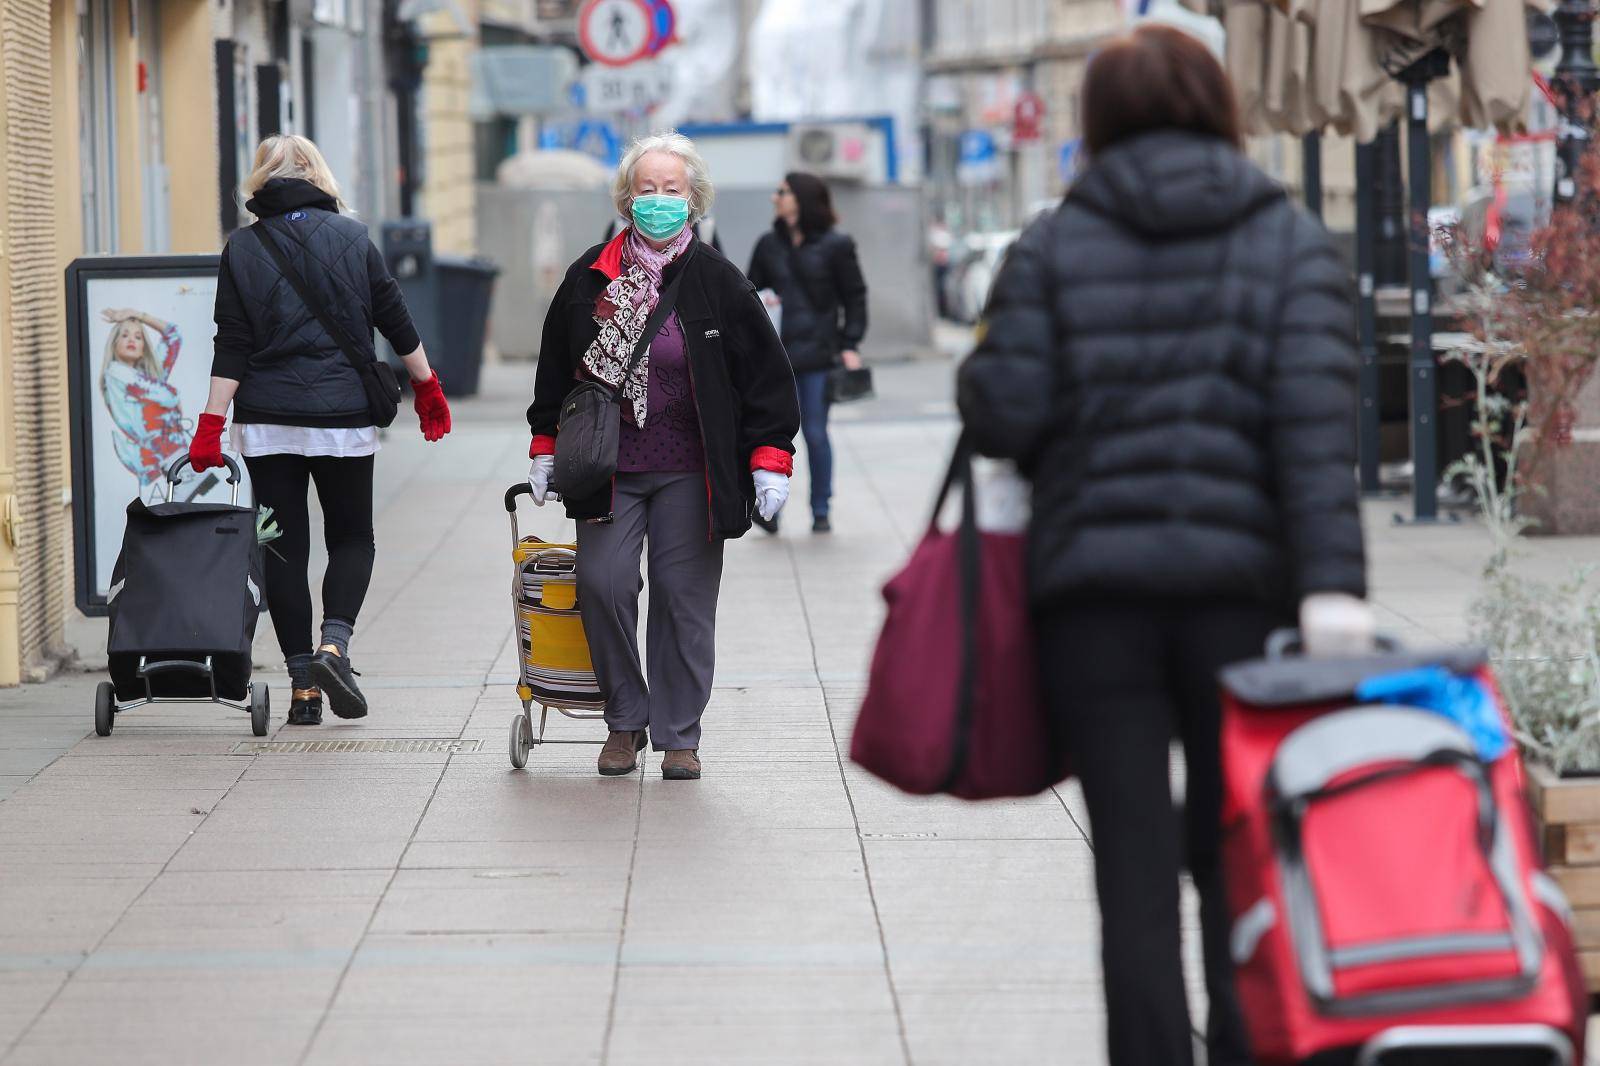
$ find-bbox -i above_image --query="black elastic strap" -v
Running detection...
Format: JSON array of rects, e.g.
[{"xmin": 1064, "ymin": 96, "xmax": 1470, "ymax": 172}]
[
  {"xmin": 250, "ymin": 222, "xmax": 376, "ymax": 377},
  {"xmin": 613, "ymin": 244, "xmax": 694, "ymax": 399}
]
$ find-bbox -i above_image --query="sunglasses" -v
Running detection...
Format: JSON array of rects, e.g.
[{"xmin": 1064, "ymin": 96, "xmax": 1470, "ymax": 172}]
[{"xmin": 774, "ymin": 187, "xmax": 793, "ymax": 197}]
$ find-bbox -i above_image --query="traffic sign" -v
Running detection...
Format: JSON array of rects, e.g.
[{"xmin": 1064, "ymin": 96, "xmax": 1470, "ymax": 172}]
[
  {"xmin": 577, "ymin": 0, "xmax": 676, "ymax": 68},
  {"xmin": 1014, "ymin": 90, "xmax": 1045, "ymax": 143},
  {"xmin": 580, "ymin": 58, "xmax": 673, "ymax": 113},
  {"xmin": 957, "ymin": 129, "xmax": 1001, "ymax": 187}
]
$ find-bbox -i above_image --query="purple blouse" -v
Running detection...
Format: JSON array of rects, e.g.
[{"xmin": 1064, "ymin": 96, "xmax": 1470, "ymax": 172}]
[{"xmin": 617, "ymin": 312, "xmax": 705, "ymax": 474}]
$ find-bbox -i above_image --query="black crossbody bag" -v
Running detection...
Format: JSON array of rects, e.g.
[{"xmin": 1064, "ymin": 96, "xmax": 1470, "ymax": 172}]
[
  {"xmin": 552, "ymin": 254, "xmax": 690, "ymax": 500},
  {"xmin": 250, "ymin": 222, "xmax": 402, "ymax": 427}
]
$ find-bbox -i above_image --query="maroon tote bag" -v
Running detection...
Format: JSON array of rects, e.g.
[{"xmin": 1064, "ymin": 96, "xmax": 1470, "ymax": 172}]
[{"xmin": 850, "ymin": 439, "xmax": 1066, "ymax": 800}]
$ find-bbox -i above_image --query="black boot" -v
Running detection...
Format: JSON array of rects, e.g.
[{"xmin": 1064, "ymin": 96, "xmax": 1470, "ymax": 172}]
[
  {"xmin": 310, "ymin": 646, "xmax": 367, "ymax": 720},
  {"xmin": 287, "ymin": 688, "xmax": 323, "ymax": 726}
]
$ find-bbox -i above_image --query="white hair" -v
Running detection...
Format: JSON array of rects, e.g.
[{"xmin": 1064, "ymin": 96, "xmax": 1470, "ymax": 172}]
[{"xmin": 611, "ymin": 131, "xmax": 714, "ymax": 223}]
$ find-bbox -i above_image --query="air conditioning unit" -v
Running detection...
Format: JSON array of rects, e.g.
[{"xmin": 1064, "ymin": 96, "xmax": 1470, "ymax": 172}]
[{"xmin": 786, "ymin": 123, "xmax": 875, "ymax": 183}]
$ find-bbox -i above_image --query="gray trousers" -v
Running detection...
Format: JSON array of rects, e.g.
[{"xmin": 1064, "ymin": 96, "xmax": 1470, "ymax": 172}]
[{"xmin": 576, "ymin": 472, "xmax": 725, "ymax": 751}]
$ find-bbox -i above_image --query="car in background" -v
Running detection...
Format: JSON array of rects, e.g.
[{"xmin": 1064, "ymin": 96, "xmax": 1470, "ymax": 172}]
[{"xmin": 944, "ymin": 229, "xmax": 1020, "ymax": 324}]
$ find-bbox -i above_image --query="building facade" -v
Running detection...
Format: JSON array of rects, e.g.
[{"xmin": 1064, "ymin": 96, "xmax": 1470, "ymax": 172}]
[
  {"xmin": 0, "ymin": 0, "xmax": 487, "ymax": 684},
  {"xmin": 922, "ymin": 0, "xmax": 1120, "ymax": 233}
]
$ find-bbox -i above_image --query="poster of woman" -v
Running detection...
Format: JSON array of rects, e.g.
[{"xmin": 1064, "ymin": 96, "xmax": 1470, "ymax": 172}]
[
  {"xmin": 98, "ymin": 307, "xmax": 192, "ymax": 495},
  {"xmin": 67, "ymin": 255, "xmax": 242, "ymax": 613}
]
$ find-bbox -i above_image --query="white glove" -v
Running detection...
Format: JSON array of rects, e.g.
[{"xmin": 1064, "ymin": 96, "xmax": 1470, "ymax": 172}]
[
  {"xmin": 528, "ymin": 455, "xmax": 555, "ymax": 506},
  {"xmin": 1299, "ymin": 592, "xmax": 1377, "ymax": 658},
  {"xmin": 753, "ymin": 469, "xmax": 789, "ymax": 522}
]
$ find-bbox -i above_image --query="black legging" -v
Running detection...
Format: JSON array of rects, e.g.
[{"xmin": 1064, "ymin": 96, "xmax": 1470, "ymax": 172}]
[
  {"xmin": 244, "ymin": 453, "xmax": 375, "ymax": 658},
  {"xmin": 1039, "ymin": 597, "xmax": 1286, "ymax": 1066}
]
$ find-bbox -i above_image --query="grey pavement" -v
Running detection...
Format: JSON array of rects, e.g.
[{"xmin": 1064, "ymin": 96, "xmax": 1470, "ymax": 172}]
[{"xmin": 0, "ymin": 353, "xmax": 1590, "ymax": 1065}]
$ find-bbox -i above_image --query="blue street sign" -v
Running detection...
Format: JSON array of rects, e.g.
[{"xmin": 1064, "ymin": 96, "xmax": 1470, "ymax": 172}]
[
  {"xmin": 959, "ymin": 129, "xmax": 997, "ymax": 166},
  {"xmin": 1059, "ymin": 138, "xmax": 1081, "ymax": 183},
  {"xmin": 539, "ymin": 118, "xmax": 622, "ymax": 168}
]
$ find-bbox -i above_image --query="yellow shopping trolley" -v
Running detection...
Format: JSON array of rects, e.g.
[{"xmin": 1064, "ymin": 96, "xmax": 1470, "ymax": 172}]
[{"xmin": 504, "ymin": 483, "xmax": 607, "ymax": 769}]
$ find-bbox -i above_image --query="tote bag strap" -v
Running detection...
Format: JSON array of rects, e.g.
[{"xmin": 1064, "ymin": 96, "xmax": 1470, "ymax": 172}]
[{"xmin": 926, "ymin": 434, "xmax": 983, "ymax": 791}]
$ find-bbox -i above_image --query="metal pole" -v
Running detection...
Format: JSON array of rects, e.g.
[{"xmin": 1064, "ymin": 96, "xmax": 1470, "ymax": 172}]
[
  {"xmin": 1404, "ymin": 70, "xmax": 1439, "ymax": 521},
  {"xmin": 1302, "ymin": 132, "xmax": 1323, "ymax": 221},
  {"xmin": 1355, "ymin": 140, "xmax": 1382, "ymax": 495},
  {"xmin": 1554, "ymin": 0, "xmax": 1600, "ymax": 204},
  {"xmin": 1374, "ymin": 122, "xmax": 1407, "ymax": 287}
]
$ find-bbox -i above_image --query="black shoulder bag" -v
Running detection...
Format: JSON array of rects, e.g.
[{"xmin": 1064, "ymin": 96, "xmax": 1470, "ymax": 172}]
[
  {"xmin": 250, "ymin": 222, "xmax": 402, "ymax": 427},
  {"xmin": 552, "ymin": 254, "xmax": 690, "ymax": 500}
]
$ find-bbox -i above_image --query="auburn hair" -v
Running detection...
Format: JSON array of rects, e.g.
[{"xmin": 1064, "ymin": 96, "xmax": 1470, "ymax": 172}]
[{"xmin": 1081, "ymin": 26, "xmax": 1242, "ymax": 155}]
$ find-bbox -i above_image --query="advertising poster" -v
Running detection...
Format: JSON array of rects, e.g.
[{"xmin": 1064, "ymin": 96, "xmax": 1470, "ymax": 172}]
[{"xmin": 67, "ymin": 255, "xmax": 242, "ymax": 614}]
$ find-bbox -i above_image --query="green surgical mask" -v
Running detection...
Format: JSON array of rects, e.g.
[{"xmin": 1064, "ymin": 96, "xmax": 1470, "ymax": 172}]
[{"xmin": 631, "ymin": 194, "xmax": 691, "ymax": 242}]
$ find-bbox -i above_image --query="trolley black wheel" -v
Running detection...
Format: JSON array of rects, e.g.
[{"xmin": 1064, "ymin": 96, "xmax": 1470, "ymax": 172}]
[
  {"xmin": 509, "ymin": 713, "xmax": 532, "ymax": 769},
  {"xmin": 94, "ymin": 681, "xmax": 115, "ymax": 737},
  {"xmin": 250, "ymin": 684, "xmax": 270, "ymax": 737}
]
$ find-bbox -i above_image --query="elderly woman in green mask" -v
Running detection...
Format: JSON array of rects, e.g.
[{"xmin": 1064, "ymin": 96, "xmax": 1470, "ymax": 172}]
[{"xmin": 525, "ymin": 131, "xmax": 800, "ymax": 782}]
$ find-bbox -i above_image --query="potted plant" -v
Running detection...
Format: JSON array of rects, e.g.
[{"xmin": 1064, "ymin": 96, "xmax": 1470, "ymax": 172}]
[
  {"xmin": 1443, "ymin": 206, "xmax": 1600, "ymax": 987},
  {"xmin": 1488, "ymin": 152, "xmax": 1600, "ymax": 535}
]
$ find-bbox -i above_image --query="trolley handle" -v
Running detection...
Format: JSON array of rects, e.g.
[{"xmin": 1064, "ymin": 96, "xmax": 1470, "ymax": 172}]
[
  {"xmin": 164, "ymin": 455, "xmax": 245, "ymax": 508},
  {"xmin": 504, "ymin": 482, "xmax": 562, "ymax": 513},
  {"xmin": 1265, "ymin": 628, "xmax": 1401, "ymax": 660},
  {"xmin": 167, "ymin": 454, "xmax": 243, "ymax": 486}
]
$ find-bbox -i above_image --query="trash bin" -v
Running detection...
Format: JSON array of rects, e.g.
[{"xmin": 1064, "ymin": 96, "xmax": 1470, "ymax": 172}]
[
  {"xmin": 380, "ymin": 219, "xmax": 499, "ymax": 398},
  {"xmin": 432, "ymin": 255, "xmax": 499, "ymax": 397}
]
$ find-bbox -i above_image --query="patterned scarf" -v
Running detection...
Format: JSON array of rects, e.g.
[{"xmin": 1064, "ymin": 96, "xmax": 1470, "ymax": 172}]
[{"xmin": 581, "ymin": 224, "xmax": 695, "ymax": 428}]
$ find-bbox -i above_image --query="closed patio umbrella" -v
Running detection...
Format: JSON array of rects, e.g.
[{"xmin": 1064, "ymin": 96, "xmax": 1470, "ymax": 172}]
[
  {"xmin": 1456, "ymin": 0, "xmax": 1538, "ymax": 131},
  {"xmin": 1225, "ymin": 0, "xmax": 1272, "ymax": 134}
]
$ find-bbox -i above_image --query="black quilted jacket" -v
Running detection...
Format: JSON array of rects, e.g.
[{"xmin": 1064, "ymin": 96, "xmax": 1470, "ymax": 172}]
[
  {"xmin": 211, "ymin": 179, "xmax": 420, "ymax": 427},
  {"xmin": 958, "ymin": 130, "xmax": 1366, "ymax": 607}
]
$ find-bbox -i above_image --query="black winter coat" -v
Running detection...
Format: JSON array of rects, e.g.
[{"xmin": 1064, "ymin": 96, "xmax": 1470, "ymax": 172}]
[
  {"xmin": 958, "ymin": 131, "xmax": 1365, "ymax": 608},
  {"xmin": 747, "ymin": 225, "xmax": 868, "ymax": 373},
  {"xmin": 528, "ymin": 237, "xmax": 800, "ymax": 540},
  {"xmin": 212, "ymin": 178, "xmax": 420, "ymax": 427}
]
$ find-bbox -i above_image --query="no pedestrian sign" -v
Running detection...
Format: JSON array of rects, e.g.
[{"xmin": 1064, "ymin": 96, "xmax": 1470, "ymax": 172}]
[{"xmin": 577, "ymin": 0, "xmax": 676, "ymax": 69}]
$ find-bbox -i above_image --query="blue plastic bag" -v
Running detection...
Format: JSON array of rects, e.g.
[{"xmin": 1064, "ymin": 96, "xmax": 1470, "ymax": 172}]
[{"xmin": 1354, "ymin": 666, "xmax": 1508, "ymax": 762}]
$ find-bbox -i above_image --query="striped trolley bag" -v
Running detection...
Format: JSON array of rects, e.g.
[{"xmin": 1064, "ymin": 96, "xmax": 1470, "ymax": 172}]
[
  {"xmin": 1218, "ymin": 634, "xmax": 1586, "ymax": 1065},
  {"xmin": 504, "ymin": 484, "xmax": 606, "ymax": 769}
]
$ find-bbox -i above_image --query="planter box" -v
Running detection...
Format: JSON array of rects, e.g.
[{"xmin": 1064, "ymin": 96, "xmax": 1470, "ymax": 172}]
[{"xmin": 1528, "ymin": 761, "xmax": 1600, "ymax": 991}]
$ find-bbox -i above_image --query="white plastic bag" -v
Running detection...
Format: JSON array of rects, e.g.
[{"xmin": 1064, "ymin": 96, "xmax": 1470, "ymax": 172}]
[
  {"xmin": 757, "ymin": 288, "xmax": 781, "ymax": 335},
  {"xmin": 971, "ymin": 458, "xmax": 1031, "ymax": 534}
]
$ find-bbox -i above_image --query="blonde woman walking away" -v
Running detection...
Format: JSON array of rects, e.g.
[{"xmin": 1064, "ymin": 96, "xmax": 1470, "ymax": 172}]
[{"xmin": 188, "ymin": 134, "xmax": 453, "ymax": 727}]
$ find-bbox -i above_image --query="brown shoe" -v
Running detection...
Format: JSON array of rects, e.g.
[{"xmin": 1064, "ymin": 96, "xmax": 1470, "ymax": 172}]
[
  {"xmin": 661, "ymin": 749, "xmax": 701, "ymax": 780},
  {"xmin": 598, "ymin": 730, "xmax": 646, "ymax": 776}
]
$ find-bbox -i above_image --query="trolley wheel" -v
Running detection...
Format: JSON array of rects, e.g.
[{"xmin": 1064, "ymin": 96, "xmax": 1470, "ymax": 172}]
[
  {"xmin": 509, "ymin": 714, "xmax": 532, "ymax": 769},
  {"xmin": 250, "ymin": 684, "xmax": 270, "ymax": 737},
  {"xmin": 94, "ymin": 681, "xmax": 115, "ymax": 737}
]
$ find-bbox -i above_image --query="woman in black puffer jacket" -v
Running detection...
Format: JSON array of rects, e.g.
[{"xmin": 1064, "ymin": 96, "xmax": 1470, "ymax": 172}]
[
  {"xmin": 959, "ymin": 28, "xmax": 1370, "ymax": 1066},
  {"xmin": 748, "ymin": 172, "xmax": 867, "ymax": 534}
]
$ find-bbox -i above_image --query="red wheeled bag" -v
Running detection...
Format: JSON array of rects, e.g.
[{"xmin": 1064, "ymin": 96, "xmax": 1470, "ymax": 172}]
[{"xmin": 1219, "ymin": 635, "xmax": 1586, "ymax": 1066}]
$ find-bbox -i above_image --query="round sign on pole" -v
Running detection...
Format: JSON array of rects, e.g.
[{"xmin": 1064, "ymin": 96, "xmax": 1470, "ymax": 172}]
[{"xmin": 578, "ymin": 0, "xmax": 654, "ymax": 68}]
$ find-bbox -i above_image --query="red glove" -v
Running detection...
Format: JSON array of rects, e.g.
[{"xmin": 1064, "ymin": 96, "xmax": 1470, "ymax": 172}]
[
  {"xmin": 412, "ymin": 372, "xmax": 451, "ymax": 442},
  {"xmin": 189, "ymin": 413, "xmax": 226, "ymax": 472}
]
